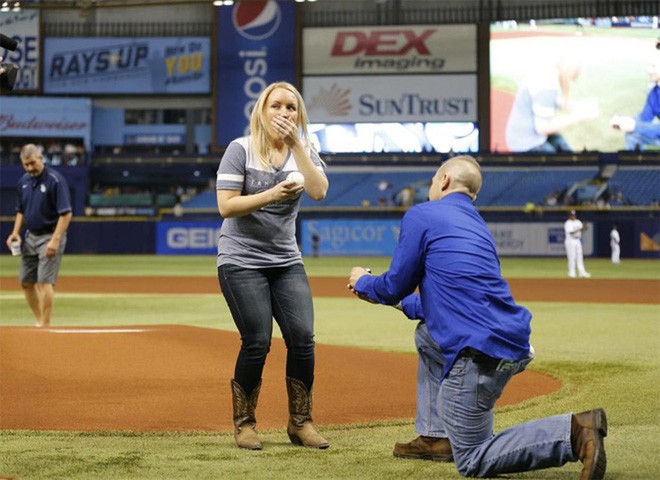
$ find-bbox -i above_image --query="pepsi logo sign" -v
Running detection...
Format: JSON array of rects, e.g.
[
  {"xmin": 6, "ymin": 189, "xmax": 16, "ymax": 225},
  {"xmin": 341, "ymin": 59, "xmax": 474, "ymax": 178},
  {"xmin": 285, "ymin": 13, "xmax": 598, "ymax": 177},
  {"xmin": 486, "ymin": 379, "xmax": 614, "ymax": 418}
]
[{"xmin": 233, "ymin": 1, "xmax": 281, "ymax": 41}]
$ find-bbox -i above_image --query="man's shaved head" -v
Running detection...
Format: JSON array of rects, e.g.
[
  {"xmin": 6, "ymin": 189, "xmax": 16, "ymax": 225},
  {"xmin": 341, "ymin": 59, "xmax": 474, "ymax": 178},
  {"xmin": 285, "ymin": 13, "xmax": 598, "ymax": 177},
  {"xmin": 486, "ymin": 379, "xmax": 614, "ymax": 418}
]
[
  {"xmin": 440, "ymin": 155, "xmax": 483, "ymax": 196},
  {"xmin": 430, "ymin": 155, "xmax": 482, "ymax": 201}
]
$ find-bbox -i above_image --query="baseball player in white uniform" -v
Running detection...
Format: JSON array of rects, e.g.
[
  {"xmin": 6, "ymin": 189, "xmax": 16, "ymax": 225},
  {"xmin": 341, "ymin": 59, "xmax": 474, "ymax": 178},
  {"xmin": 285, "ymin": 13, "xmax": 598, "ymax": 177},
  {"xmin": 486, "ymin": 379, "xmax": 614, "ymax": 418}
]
[
  {"xmin": 564, "ymin": 210, "xmax": 591, "ymax": 278},
  {"xmin": 610, "ymin": 225, "xmax": 621, "ymax": 264}
]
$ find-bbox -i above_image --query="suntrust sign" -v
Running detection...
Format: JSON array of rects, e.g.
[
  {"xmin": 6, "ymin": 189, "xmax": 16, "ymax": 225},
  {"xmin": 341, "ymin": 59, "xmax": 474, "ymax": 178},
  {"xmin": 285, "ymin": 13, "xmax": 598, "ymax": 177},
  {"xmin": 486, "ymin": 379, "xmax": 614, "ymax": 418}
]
[
  {"xmin": 303, "ymin": 25, "xmax": 476, "ymax": 74},
  {"xmin": 303, "ymin": 75, "xmax": 477, "ymax": 123}
]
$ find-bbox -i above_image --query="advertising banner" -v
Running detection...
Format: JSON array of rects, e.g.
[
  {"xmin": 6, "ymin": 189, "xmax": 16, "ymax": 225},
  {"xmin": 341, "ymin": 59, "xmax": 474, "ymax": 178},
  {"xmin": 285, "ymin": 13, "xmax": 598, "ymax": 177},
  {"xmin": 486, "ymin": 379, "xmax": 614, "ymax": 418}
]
[
  {"xmin": 301, "ymin": 220, "xmax": 594, "ymax": 257},
  {"xmin": 0, "ymin": 10, "xmax": 40, "ymax": 91},
  {"xmin": 0, "ymin": 96, "xmax": 92, "ymax": 149},
  {"xmin": 157, "ymin": 221, "xmax": 222, "ymax": 255},
  {"xmin": 303, "ymin": 25, "xmax": 476, "ymax": 75},
  {"xmin": 636, "ymin": 219, "xmax": 660, "ymax": 258},
  {"xmin": 43, "ymin": 37, "xmax": 211, "ymax": 94},
  {"xmin": 309, "ymin": 122, "xmax": 479, "ymax": 154},
  {"xmin": 303, "ymin": 75, "xmax": 477, "ymax": 123},
  {"xmin": 488, "ymin": 222, "xmax": 593, "ymax": 256},
  {"xmin": 214, "ymin": 1, "xmax": 297, "ymax": 147},
  {"xmin": 301, "ymin": 219, "xmax": 401, "ymax": 257}
]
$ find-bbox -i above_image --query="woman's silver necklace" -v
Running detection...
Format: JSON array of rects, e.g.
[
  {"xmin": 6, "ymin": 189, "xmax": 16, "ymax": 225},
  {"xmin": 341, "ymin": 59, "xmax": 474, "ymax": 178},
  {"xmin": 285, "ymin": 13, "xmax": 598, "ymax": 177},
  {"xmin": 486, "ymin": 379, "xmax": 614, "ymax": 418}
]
[{"xmin": 270, "ymin": 149, "xmax": 288, "ymax": 171}]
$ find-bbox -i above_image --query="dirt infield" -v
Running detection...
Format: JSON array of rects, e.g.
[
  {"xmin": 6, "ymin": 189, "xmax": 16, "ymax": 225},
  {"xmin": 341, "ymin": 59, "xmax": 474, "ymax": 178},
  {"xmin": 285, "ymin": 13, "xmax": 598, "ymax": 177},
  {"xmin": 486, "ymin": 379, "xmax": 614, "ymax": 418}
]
[
  {"xmin": 2, "ymin": 275, "xmax": 656, "ymax": 432},
  {"xmin": 0, "ymin": 325, "xmax": 559, "ymax": 432},
  {"xmin": 35, "ymin": 275, "xmax": 660, "ymax": 304}
]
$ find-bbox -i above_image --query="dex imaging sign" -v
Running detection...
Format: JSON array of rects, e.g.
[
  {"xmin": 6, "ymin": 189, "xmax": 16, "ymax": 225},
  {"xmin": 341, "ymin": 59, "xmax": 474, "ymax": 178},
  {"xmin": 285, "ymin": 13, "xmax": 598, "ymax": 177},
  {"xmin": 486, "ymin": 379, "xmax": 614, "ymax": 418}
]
[
  {"xmin": 157, "ymin": 222, "xmax": 221, "ymax": 255},
  {"xmin": 304, "ymin": 25, "xmax": 476, "ymax": 74}
]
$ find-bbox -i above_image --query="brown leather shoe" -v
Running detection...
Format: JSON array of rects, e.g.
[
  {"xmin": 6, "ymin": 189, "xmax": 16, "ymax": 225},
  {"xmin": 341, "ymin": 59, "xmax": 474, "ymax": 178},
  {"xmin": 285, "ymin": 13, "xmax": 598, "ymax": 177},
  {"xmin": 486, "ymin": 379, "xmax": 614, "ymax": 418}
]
[
  {"xmin": 571, "ymin": 408, "xmax": 607, "ymax": 480},
  {"xmin": 393, "ymin": 436, "xmax": 453, "ymax": 462}
]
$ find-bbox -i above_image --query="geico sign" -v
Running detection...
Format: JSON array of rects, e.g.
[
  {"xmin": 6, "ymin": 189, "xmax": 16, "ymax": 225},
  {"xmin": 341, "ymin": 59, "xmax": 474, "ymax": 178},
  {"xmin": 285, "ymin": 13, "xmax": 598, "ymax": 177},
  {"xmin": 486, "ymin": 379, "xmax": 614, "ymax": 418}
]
[
  {"xmin": 167, "ymin": 227, "xmax": 221, "ymax": 249},
  {"xmin": 331, "ymin": 29, "xmax": 436, "ymax": 56}
]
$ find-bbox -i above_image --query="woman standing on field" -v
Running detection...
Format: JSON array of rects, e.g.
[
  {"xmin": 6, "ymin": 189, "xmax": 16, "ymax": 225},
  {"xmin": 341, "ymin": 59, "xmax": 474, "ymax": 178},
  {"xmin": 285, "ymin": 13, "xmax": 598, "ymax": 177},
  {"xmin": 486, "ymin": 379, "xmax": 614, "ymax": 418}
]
[{"xmin": 215, "ymin": 82, "xmax": 329, "ymax": 450}]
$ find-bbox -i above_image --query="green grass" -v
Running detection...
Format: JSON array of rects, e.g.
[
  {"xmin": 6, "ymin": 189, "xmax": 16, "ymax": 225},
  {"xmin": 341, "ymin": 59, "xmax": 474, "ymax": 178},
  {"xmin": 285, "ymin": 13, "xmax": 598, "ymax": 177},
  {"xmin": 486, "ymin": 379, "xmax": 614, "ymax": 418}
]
[
  {"xmin": 0, "ymin": 254, "xmax": 219, "ymax": 278},
  {"xmin": 1, "ymin": 254, "xmax": 658, "ymax": 279},
  {"xmin": 0, "ymin": 256, "xmax": 659, "ymax": 479}
]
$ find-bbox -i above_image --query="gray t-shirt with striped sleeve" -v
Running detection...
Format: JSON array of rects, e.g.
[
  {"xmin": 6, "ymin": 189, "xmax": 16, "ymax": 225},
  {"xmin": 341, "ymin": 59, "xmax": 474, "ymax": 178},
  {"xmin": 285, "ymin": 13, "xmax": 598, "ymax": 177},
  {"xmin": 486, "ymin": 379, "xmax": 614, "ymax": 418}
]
[{"xmin": 215, "ymin": 136, "xmax": 325, "ymax": 268}]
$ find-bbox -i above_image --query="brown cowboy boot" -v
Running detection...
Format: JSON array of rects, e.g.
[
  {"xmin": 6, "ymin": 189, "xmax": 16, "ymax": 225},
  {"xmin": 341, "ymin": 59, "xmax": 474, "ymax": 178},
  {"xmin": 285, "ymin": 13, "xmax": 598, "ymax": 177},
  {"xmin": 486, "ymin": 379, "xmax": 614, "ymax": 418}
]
[
  {"xmin": 571, "ymin": 408, "xmax": 607, "ymax": 480},
  {"xmin": 231, "ymin": 379, "xmax": 262, "ymax": 450},
  {"xmin": 393, "ymin": 436, "xmax": 454, "ymax": 462},
  {"xmin": 286, "ymin": 376, "xmax": 330, "ymax": 449}
]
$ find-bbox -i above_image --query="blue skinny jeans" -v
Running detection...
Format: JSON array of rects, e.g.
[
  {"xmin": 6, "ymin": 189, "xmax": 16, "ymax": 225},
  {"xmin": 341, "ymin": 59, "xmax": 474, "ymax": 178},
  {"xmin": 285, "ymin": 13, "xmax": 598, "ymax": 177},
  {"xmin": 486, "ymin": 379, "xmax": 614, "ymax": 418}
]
[{"xmin": 218, "ymin": 263, "xmax": 315, "ymax": 395}]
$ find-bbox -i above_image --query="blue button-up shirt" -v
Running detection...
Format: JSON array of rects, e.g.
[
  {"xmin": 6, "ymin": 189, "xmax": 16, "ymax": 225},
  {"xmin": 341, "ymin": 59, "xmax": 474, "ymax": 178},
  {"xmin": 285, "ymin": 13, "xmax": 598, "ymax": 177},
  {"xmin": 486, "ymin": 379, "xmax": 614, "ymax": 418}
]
[
  {"xmin": 354, "ymin": 192, "xmax": 531, "ymax": 378},
  {"xmin": 16, "ymin": 166, "xmax": 72, "ymax": 234},
  {"xmin": 635, "ymin": 84, "xmax": 660, "ymax": 141}
]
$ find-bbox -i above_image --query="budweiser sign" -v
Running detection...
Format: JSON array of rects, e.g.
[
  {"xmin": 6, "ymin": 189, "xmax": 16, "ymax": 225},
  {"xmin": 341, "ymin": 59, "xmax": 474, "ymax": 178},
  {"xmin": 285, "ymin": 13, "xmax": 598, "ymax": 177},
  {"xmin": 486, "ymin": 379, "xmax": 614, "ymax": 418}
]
[{"xmin": 0, "ymin": 114, "xmax": 87, "ymax": 131}]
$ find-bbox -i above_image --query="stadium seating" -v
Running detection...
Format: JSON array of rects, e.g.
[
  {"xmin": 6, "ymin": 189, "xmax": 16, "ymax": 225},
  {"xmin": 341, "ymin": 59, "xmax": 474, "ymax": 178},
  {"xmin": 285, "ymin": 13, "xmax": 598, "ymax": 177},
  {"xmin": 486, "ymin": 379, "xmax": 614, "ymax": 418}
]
[
  {"xmin": 608, "ymin": 168, "xmax": 660, "ymax": 206},
  {"xmin": 182, "ymin": 166, "xmax": 621, "ymax": 209}
]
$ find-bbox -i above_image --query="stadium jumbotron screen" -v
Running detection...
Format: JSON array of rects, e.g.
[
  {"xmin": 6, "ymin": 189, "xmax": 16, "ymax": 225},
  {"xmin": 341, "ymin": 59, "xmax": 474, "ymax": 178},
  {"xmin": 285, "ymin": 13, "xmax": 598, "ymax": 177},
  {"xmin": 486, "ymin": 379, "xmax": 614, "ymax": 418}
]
[{"xmin": 490, "ymin": 16, "xmax": 659, "ymax": 153}]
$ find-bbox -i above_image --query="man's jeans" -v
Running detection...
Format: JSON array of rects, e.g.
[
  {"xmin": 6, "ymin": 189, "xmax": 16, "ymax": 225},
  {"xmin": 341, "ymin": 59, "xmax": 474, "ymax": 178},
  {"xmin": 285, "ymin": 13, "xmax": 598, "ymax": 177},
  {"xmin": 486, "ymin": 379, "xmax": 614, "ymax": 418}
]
[
  {"xmin": 218, "ymin": 263, "xmax": 315, "ymax": 394},
  {"xmin": 626, "ymin": 131, "xmax": 660, "ymax": 151},
  {"xmin": 529, "ymin": 133, "xmax": 572, "ymax": 153},
  {"xmin": 414, "ymin": 322, "xmax": 576, "ymax": 477}
]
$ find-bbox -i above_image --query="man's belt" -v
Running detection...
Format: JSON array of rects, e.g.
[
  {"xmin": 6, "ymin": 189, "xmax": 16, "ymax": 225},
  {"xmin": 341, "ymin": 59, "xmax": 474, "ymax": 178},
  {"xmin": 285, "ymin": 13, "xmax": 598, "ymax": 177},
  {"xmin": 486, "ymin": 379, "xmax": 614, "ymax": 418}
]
[{"xmin": 460, "ymin": 348, "xmax": 516, "ymax": 372}]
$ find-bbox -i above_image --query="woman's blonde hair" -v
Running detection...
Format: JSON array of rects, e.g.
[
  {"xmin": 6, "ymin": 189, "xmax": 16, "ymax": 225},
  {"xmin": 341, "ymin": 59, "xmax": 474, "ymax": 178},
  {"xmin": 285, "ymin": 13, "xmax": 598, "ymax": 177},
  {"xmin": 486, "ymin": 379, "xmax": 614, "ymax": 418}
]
[{"xmin": 249, "ymin": 81, "xmax": 313, "ymax": 169}]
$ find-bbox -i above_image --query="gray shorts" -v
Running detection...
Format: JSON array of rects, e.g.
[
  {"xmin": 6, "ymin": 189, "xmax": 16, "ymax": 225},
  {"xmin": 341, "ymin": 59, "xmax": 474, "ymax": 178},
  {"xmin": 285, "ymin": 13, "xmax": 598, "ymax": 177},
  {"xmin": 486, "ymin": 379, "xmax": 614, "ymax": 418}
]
[{"xmin": 19, "ymin": 231, "xmax": 67, "ymax": 285}]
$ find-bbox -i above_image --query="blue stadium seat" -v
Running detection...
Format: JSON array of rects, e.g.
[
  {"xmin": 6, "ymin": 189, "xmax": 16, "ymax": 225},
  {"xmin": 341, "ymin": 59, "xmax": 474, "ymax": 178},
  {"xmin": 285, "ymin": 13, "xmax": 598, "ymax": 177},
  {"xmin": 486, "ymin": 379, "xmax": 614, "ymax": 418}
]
[
  {"xmin": 609, "ymin": 168, "xmax": 659, "ymax": 205},
  {"xmin": 180, "ymin": 166, "xmax": 660, "ymax": 209}
]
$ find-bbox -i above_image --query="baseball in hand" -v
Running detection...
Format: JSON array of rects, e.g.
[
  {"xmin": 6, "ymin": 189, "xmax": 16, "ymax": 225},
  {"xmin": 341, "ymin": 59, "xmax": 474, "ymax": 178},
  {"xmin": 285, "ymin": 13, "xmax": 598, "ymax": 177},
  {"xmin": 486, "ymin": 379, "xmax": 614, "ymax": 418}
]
[{"xmin": 286, "ymin": 171, "xmax": 305, "ymax": 186}]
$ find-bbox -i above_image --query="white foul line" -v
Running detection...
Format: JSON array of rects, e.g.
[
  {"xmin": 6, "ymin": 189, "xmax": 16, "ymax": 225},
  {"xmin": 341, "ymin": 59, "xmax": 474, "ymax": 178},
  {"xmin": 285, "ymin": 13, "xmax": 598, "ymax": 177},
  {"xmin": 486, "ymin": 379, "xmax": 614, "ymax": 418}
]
[{"xmin": 48, "ymin": 328, "xmax": 150, "ymax": 334}]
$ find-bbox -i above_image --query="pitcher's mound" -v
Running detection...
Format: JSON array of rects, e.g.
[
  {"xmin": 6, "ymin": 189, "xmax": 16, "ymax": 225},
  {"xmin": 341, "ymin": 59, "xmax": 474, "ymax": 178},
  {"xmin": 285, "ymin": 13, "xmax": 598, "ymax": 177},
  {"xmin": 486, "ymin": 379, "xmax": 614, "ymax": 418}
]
[{"xmin": 0, "ymin": 325, "xmax": 561, "ymax": 432}]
